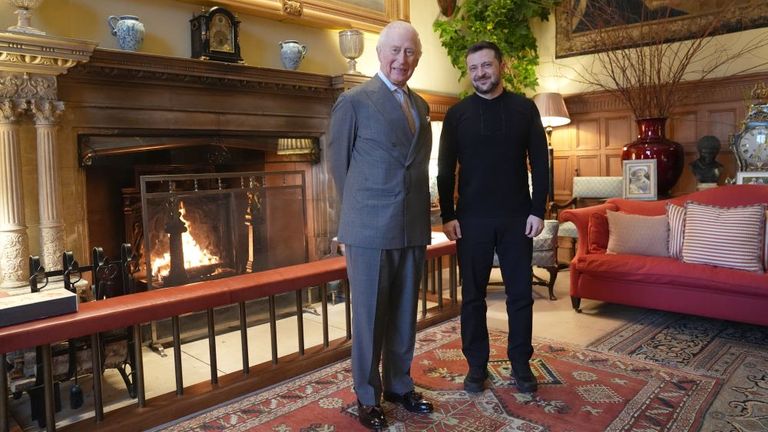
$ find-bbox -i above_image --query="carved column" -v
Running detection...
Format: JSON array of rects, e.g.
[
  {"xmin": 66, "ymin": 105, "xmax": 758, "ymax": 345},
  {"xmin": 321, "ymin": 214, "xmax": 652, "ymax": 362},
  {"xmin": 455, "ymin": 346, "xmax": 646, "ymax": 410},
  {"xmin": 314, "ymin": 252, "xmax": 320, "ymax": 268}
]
[
  {"xmin": 32, "ymin": 99, "xmax": 65, "ymax": 270},
  {"xmin": 0, "ymin": 98, "xmax": 30, "ymax": 288},
  {"xmin": 0, "ymin": 32, "xmax": 96, "ymax": 290}
]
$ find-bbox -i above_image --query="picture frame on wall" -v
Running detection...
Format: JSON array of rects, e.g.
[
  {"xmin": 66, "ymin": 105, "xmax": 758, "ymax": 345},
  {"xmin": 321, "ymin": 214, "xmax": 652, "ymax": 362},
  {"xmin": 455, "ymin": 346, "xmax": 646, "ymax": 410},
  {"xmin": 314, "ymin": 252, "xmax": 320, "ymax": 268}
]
[
  {"xmin": 554, "ymin": 1, "xmax": 768, "ymax": 58},
  {"xmin": 736, "ymin": 171, "xmax": 768, "ymax": 185},
  {"xmin": 622, "ymin": 159, "xmax": 657, "ymax": 200},
  {"xmin": 186, "ymin": 0, "xmax": 409, "ymax": 33}
]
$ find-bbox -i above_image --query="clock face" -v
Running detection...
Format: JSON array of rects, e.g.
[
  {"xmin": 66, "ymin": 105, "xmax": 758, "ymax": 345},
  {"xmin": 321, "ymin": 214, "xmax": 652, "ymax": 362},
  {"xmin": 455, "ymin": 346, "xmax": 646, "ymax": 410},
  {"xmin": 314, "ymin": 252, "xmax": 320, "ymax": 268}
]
[
  {"xmin": 738, "ymin": 124, "xmax": 768, "ymax": 169},
  {"xmin": 209, "ymin": 13, "xmax": 234, "ymax": 53}
]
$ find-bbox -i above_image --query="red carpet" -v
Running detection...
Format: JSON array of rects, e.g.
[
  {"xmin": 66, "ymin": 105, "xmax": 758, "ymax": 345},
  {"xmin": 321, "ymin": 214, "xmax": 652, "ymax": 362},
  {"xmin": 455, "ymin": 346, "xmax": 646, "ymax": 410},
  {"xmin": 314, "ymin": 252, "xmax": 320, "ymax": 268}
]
[{"xmin": 160, "ymin": 319, "xmax": 718, "ymax": 431}]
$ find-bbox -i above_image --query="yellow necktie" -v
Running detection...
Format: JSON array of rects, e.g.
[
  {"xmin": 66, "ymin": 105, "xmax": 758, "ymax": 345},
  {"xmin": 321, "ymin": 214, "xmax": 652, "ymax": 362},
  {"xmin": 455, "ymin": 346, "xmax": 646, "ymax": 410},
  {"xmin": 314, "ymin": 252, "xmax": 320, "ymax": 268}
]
[{"xmin": 396, "ymin": 88, "xmax": 416, "ymax": 135}]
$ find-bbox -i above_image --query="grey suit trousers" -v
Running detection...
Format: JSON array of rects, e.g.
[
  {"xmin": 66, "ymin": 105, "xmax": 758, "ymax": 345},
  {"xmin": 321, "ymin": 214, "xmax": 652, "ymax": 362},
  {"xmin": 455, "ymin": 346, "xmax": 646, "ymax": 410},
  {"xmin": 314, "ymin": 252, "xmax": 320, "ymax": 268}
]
[{"xmin": 345, "ymin": 244, "xmax": 425, "ymax": 405}]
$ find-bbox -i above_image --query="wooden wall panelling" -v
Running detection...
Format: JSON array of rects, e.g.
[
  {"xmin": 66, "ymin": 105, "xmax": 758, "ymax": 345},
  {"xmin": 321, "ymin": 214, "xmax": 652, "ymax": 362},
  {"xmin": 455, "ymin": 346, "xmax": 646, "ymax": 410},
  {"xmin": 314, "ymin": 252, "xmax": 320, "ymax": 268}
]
[
  {"xmin": 550, "ymin": 125, "xmax": 574, "ymax": 200},
  {"xmin": 575, "ymin": 118, "xmax": 600, "ymax": 151},
  {"xmin": 605, "ymin": 116, "xmax": 632, "ymax": 150},
  {"xmin": 708, "ymin": 109, "xmax": 739, "ymax": 144},
  {"xmin": 669, "ymin": 111, "xmax": 699, "ymax": 145},
  {"xmin": 604, "ymin": 154, "xmax": 624, "ymax": 177},
  {"xmin": 561, "ymin": 72, "xmax": 768, "ymax": 197}
]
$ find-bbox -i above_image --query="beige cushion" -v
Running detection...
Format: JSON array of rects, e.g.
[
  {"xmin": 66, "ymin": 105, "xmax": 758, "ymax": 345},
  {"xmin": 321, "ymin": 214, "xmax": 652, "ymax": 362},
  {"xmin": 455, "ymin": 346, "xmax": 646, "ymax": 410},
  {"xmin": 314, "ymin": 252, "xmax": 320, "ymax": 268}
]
[
  {"xmin": 681, "ymin": 202, "xmax": 766, "ymax": 272},
  {"xmin": 606, "ymin": 211, "xmax": 670, "ymax": 257},
  {"xmin": 667, "ymin": 203, "xmax": 685, "ymax": 259}
]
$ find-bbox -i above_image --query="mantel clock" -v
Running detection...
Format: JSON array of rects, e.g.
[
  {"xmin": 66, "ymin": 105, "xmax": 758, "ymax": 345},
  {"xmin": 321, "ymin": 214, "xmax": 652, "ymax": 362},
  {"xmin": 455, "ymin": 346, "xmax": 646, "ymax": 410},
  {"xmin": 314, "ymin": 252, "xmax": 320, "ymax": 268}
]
[
  {"xmin": 190, "ymin": 7, "xmax": 243, "ymax": 63},
  {"xmin": 731, "ymin": 83, "xmax": 768, "ymax": 172}
]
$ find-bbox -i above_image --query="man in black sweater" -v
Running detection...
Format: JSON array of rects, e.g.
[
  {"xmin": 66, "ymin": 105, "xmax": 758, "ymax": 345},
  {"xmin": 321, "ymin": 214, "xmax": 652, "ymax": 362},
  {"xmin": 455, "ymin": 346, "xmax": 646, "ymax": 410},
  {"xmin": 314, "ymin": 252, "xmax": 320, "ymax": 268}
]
[{"xmin": 437, "ymin": 41, "xmax": 549, "ymax": 394}]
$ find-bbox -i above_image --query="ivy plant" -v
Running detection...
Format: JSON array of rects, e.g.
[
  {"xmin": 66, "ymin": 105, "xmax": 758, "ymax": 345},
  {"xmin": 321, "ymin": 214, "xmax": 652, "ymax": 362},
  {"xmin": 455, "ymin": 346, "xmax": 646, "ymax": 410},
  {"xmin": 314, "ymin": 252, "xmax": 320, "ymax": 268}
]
[{"xmin": 434, "ymin": 0, "xmax": 560, "ymax": 94}]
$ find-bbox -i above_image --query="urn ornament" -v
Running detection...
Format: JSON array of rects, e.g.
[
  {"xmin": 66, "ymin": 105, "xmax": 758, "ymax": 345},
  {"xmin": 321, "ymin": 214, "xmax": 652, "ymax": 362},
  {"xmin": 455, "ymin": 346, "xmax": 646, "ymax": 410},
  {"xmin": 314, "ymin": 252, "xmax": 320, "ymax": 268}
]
[
  {"xmin": 279, "ymin": 40, "xmax": 307, "ymax": 70},
  {"xmin": 7, "ymin": 0, "xmax": 46, "ymax": 34},
  {"xmin": 108, "ymin": 15, "xmax": 145, "ymax": 51},
  {"xmin": 338, "ymin": 29, "xmax": 364, "ymax": 74}
]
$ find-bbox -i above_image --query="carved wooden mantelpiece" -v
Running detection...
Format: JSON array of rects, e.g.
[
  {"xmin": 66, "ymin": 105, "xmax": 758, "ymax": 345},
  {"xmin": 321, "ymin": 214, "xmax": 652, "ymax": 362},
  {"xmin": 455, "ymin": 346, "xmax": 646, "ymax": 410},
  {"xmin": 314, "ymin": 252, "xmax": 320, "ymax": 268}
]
[
  {"xmin": 51, "ymin": 48, "xmax": 457, "ymax": 267},
  {"xmin": 66, "ymin": 48, "xmax": 339, "ymax": 99}
]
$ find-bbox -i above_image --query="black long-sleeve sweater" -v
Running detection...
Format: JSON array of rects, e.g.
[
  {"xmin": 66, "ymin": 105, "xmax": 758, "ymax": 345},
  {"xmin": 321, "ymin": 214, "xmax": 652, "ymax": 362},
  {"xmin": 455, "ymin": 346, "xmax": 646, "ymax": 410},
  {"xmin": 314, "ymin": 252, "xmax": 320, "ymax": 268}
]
[{"xmin": 437, "ymin": 90, "xmax": 549, "ymax": 222}]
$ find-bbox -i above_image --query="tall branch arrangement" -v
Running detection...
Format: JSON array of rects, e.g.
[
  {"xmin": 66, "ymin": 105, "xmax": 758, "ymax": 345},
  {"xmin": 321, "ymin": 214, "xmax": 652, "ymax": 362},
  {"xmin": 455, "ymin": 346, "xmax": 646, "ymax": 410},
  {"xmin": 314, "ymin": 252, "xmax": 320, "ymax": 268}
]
[{"xmin": 572, "ymin": 0, "xmax": 768, "ymax": 119}]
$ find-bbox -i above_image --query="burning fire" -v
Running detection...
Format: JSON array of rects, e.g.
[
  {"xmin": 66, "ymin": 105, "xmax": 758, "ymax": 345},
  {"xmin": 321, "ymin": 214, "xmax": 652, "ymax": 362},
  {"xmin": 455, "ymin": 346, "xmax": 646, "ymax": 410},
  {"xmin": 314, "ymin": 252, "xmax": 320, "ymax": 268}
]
[{"xmin": 152, "ymin": 201, "xmax": 220, "ymax": 279}]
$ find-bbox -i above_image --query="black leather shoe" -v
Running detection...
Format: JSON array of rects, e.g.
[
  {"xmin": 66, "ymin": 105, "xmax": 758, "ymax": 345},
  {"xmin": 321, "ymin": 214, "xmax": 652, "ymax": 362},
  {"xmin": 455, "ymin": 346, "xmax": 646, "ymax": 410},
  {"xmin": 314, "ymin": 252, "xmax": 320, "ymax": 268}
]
[
  {"xmin": 463, "ymin": 366, "xmax": 488, "ymax": 393},
  {"xmin": 511, "ymin": 363, "xmax": 538, "ymax": 393},
  {"xmin": 357, "ymin": 401, "xmax": 388, "ymax": 430},
  {"xmin": 383, "ymin": 390, "xmax": 434, "ymax": 413}
]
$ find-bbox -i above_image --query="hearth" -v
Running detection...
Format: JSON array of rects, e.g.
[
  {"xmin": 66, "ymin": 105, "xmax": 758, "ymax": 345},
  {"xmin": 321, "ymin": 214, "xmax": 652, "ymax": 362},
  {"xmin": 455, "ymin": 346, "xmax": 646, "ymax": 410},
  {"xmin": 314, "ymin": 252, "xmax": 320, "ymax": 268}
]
[
  {"xmin": 80, "ymin": 134, "xmax": 312, "ymax": 291},
  {"xmin": 139, "ymin": 170, "xmax": 307, "ymax": 289}
]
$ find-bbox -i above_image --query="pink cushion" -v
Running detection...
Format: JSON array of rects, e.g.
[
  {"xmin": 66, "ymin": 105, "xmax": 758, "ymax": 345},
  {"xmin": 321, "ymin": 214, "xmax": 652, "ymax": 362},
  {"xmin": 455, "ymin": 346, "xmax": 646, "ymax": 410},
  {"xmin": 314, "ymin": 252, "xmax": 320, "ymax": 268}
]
[
  {"xmin": 588, "ymin": 212, "xmax": 608, "ymax": 254},
  {"xmin": 606, "ymin": 211, "xmax": 669, "ymax": 257},
  {"xmin": 681, "ymin": 202, "xmax": 766, "ymax": 272}
]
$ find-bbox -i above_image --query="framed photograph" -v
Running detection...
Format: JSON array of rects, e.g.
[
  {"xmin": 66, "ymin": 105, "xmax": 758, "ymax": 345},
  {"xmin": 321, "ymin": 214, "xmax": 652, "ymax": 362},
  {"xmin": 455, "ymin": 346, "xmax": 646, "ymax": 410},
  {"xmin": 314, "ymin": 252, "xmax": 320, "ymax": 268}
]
[
  {"xmin": 622, "ymin": 159, "xmax": 657, "ymax": 200},
  {"xmin": 190, "ymin": 0, "xmax": 409, "ymax": 32},
  {"xmin": 736, "ymin": 171, "xmax": 768, "ymax": 185},
  {"xmin": 555, "ymin": 1, "xmax": 768, "ymax": 58}
]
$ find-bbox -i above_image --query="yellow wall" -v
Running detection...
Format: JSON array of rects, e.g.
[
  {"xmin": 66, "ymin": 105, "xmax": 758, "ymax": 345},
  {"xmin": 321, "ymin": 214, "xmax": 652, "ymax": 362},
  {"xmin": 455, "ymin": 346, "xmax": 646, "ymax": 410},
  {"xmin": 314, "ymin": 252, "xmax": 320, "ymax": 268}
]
[
  {"xmin": 7, "ymin": 2, "xmax": 763, "ymax": 100},
  {"xmin": 0, "ymin": 0, "xmax": 463, "ymax": 94}
]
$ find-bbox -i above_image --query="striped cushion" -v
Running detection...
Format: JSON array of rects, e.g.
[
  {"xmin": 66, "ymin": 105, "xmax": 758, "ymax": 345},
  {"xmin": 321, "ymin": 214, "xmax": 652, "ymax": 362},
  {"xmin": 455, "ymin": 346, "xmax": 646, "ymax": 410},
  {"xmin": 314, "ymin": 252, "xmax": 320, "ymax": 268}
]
[
  {"xmin": 667, "ymin": 203, "xmax": 685, "ymax": 259},
  {"xmin": 681, "ymin": 202, "xmax": 766, "ymax": 272}
]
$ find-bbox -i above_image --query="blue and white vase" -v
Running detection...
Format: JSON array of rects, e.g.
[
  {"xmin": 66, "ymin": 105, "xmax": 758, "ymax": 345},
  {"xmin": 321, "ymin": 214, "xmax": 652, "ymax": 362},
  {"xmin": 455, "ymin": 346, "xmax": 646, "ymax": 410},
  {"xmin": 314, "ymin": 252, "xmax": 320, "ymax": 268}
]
[
  {"xmin": 107, "ymin": 15, "xmax": 145, "ymax": 51},
  {"xmin": 279, "ymin": 40, "xmax": 307, "ymax": 70}
]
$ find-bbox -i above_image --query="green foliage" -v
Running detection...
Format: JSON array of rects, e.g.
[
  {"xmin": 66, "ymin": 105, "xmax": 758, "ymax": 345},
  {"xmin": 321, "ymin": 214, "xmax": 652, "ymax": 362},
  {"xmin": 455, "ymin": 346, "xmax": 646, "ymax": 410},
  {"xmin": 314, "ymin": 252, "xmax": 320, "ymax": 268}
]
[{"xmin": 433, "ymin": 0, "xmax": 560, "ymax": 94}]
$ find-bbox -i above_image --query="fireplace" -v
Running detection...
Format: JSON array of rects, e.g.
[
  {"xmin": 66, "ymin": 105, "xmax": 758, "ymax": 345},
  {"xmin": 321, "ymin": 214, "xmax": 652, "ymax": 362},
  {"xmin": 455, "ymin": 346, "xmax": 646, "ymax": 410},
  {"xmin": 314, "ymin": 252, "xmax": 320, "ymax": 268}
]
[
  {"xmin": 2, "ymin": 46, "xmax": 454, "ymax": 290},
  {"xmin": 139, "ymin": 170, "xmax": 308, "ymax": 289},
  {"xmin": 40, "ymin": 49, "xmax": 345, "ymax": 279},
  {"xmin": 79, "ymin": 133, "xmax": 311, "ymax": 290}
]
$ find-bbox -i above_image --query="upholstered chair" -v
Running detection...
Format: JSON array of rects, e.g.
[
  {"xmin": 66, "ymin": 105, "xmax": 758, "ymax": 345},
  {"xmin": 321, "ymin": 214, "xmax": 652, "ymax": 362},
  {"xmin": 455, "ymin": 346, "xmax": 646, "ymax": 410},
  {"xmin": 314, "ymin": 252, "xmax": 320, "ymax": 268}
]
[
  {"xmin": 551, "ymin": 176, "xmax": 623, "ymax": 262},
  {"xmin": 491, "ymin": 219, "xmax": 559, "ymax": 300}
]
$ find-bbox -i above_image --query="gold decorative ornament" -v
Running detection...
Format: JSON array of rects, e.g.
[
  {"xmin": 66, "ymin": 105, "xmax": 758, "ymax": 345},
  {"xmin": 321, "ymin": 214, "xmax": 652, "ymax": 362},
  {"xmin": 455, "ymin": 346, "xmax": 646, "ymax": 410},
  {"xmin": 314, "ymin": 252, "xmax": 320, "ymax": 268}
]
[{"xmin": 282, "ymin": 0, "xmax": 303, "ymax": 17}]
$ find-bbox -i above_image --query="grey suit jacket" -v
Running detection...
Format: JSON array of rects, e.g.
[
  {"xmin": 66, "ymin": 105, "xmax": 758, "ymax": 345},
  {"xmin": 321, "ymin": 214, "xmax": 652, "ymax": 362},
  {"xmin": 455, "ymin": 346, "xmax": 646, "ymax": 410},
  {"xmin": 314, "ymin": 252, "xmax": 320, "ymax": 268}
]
[{"xmin": 328, "ymin": 75, "xmax": 432, "ymax": 249}]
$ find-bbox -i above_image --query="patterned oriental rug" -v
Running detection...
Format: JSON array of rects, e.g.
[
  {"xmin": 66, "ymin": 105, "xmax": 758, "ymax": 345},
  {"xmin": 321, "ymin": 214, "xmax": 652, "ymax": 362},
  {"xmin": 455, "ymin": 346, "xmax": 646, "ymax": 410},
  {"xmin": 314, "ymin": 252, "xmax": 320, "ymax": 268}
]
[
  {"xmin": 158, "ymin": 317, "xmax": 729, "ymax": 432},
  {"xmin": 587, "ymin": 311, "xmax": 768, "ymax": 432}
]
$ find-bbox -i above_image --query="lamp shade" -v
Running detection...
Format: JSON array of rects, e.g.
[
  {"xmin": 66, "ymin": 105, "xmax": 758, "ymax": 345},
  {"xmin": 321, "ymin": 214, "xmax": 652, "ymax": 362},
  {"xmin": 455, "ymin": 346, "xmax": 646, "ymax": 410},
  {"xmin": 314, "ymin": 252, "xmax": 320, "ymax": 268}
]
[
  {"xmin": 533, "ymin": 92, "xmax": 571, "ymax": 128},
  {"xmin": 277, "ymin": 138, "xmax": 316, "ymax": 155}
]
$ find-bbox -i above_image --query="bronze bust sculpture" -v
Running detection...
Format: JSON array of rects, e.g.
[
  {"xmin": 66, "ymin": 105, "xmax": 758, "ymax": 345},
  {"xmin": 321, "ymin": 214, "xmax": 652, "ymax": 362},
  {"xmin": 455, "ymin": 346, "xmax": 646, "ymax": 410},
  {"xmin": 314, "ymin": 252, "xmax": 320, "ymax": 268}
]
[{"xmin": 690, "ymin": 136, "xmax": 723, "ymax": 184}]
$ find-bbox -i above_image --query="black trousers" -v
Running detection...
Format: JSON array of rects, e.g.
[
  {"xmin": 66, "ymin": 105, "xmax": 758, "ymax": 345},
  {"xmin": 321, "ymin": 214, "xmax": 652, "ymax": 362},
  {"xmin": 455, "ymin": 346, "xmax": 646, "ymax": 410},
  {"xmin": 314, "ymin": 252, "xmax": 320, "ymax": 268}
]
[{"xmin": 457, "ymin": 216, "xmax": 534, "ymax": 369}]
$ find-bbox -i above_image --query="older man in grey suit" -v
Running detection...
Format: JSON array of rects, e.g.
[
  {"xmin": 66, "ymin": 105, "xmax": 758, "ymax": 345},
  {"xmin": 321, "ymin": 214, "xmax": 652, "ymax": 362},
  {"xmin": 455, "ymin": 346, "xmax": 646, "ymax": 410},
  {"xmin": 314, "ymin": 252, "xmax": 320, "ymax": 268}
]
[{"xmin": 328, "ymin": 20, "xmax": 433, "ymax": 430}]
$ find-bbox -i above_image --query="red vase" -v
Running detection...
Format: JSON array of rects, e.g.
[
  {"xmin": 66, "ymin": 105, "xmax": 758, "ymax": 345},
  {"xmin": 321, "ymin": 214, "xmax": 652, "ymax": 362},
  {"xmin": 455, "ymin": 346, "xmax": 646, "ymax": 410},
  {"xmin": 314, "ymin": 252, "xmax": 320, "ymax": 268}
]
[{"xmin": 621, "ymin": 117, "xmax": 684, "ymax": 197}]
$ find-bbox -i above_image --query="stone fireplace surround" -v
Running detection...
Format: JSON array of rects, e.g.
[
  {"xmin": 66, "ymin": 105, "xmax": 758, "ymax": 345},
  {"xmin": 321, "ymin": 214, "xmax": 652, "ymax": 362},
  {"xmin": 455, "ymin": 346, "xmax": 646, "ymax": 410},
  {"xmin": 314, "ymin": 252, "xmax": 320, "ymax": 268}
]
[{"xmin": 1, "ymin": 38, "xmax": 456, "ymax": 291}]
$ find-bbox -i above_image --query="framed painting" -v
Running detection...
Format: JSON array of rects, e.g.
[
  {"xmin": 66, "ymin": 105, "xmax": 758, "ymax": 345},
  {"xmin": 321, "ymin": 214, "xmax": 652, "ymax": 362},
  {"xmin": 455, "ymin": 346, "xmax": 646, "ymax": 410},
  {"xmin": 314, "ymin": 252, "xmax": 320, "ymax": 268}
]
[
  {"xmin": 622, "ymin": 159, "xmax": 657, "ymax": 200},
  {"xmin": 736, "ymin": 171, "xmax": 768, "ymax": 185},
  {"xmin": 185, "ymin": 0, "xmax": 409, "ymax": 32},
  {"xmin": 555, "ymin": 0, "xmax": 768, "ymax": 58}
]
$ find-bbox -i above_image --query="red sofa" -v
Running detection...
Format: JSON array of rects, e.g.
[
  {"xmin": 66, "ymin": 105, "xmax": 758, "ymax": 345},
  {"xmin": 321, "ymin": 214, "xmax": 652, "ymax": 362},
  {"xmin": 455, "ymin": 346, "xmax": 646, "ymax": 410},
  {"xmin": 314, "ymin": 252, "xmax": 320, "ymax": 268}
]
[{"xmin": 559, "ymin": 184, "xmax": 768, "ymax": 326}]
